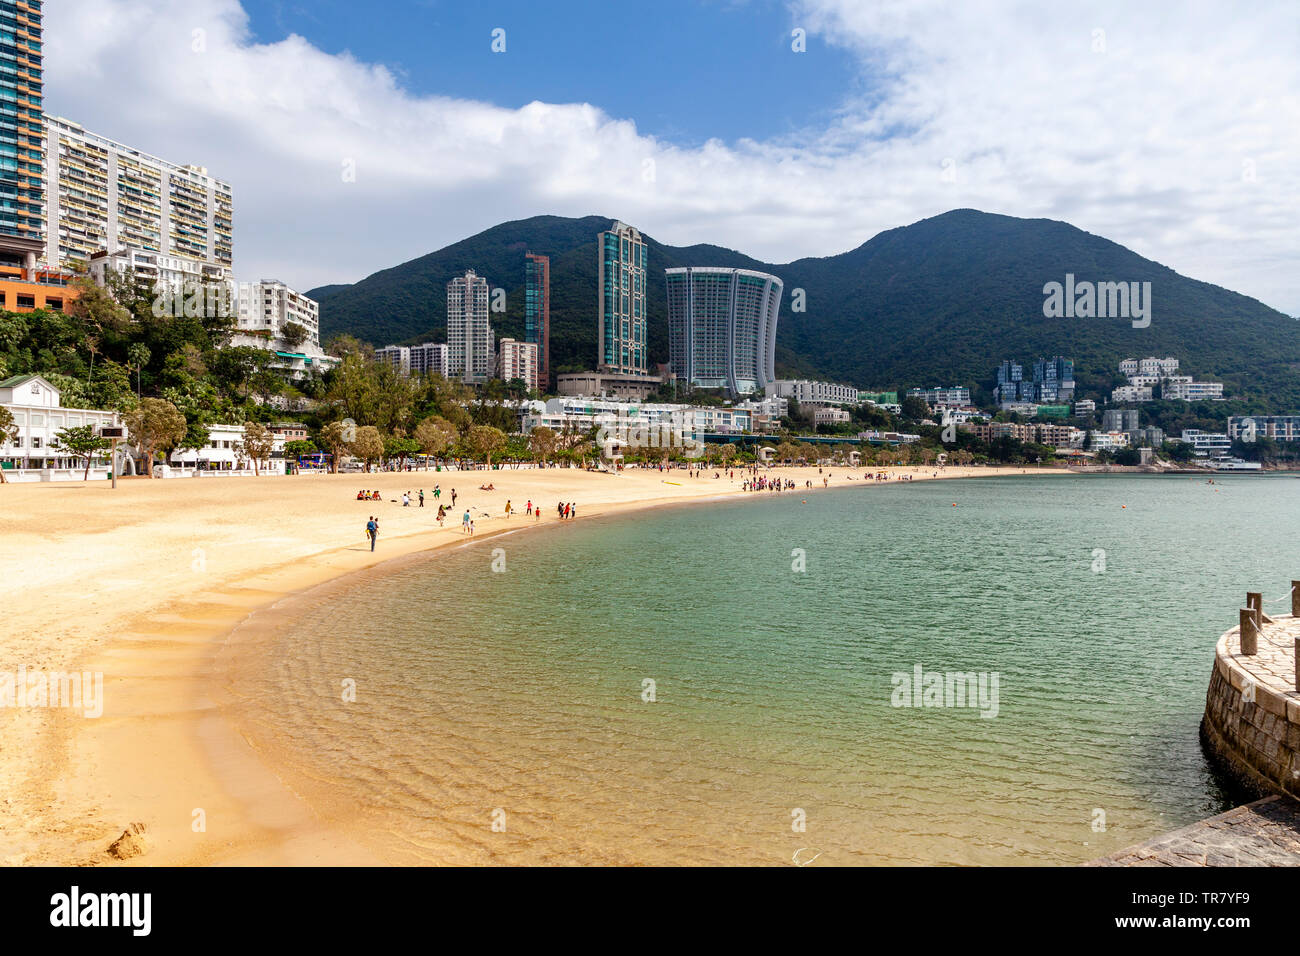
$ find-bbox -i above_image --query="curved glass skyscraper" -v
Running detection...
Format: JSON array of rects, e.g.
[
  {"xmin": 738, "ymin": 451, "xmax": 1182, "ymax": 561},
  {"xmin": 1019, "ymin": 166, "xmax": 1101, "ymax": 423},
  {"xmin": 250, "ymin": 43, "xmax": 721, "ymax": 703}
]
[{"xmin": 665, "ymin": 267, "xmax": 782, "ymax": 397}]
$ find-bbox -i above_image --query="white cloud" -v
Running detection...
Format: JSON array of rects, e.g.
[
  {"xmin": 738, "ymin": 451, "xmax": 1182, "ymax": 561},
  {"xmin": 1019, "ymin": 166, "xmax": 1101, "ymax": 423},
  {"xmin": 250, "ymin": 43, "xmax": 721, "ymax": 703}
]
[{"xmin": 46, "ymin": 0, "xmax": 1300, "ymax": 314}]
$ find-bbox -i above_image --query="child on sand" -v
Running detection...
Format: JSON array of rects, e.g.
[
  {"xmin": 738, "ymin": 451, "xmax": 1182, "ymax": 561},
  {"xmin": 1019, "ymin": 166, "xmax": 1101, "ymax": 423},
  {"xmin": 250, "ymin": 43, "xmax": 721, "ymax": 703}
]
[{"xmin": 505, "ymin": 500, "xmax": 512, "ymax": 518}]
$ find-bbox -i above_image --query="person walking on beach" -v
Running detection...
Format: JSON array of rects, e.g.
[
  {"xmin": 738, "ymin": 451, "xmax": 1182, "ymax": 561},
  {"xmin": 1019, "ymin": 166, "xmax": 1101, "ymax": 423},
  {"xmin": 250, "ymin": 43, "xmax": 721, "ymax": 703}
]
[
  {"xmin": 419, "ymin": 489, "xmax": 425, "ymax": 508},
  {"xmin": 436, "ymin": 504, "xmax": 445, "ymax": 526},
  {"xmin": 366, "ymin": 516, "xmax": 378, "ymax": 551},
  {"xmin": 526, "ymin": 499, "xmax": 532, "ymax": 516},
  {"xmin": 434, "ymin": 484, "xmax": 441, "ymax": 499},
  {"xmin": 469, "ymin": 518, "xmax": 475, "ymax": 537},
  {"xmin": 451, "ymin": 489, "xmax": 457, "ymax": 507},
  {"xmin": 462, "ymin": 509, "xmax": 471, "ymax": 533},
  {"xmin": 505, "ymin": 499, "xmax": 513, "ymax": 519}
]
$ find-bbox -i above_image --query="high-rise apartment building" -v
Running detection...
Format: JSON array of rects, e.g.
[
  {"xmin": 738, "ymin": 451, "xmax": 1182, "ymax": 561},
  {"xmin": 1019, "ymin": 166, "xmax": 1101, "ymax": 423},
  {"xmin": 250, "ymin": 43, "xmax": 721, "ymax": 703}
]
[
  {"xmin": 498, "ymin": 338, "xmax": 539, "ymax": 391},
  {"xmin": 0, "ymin": 0, "xmax": 46, "ymax": 273},
  {"xmin": 447, "ymin": 270, "xmax": 493, "ymax": 384},
  {"xmin": 665, "ymin": 266, "xmax": 782, "ymax": 397},
  {"xmin": 524, "ymin": 252, "xmax": 550, "ymax": 389},
  {"xmin": 597, "ymin": 221, "xmax": 647, "ymax": 376},
  {"xmin": 43, "ymin": 116, "xmax": 233, "ymax": 271},
  {"xmin": 376, "ymin": 342, "xmax": 450, "ymax": 378},
  {"xmin": 411, "ymin": 342, "xmax": 449, "ymax": 378}
]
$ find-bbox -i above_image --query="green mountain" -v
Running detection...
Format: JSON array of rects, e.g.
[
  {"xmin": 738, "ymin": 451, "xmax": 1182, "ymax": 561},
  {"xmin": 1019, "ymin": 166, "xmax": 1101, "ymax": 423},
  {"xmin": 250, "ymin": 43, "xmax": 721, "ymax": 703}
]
[{"xmin": 310, "ymin": 209, "xmax": 1299, "ymax": 406}]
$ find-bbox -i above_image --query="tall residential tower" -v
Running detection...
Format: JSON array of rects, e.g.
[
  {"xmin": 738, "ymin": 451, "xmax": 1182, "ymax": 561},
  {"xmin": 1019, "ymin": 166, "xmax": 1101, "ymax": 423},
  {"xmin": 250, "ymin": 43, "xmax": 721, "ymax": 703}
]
[
  {"xmin": 665, "ymin": 267, "xmax": 782, "ymax": 398},
  {"xmin": 597, "ymin": 221, "xmax": 647, "ymax": 376},
  {"xmin": 447, "ymin": 270, "xmax": 493, "ymax": 384},
  {"xmin": 525, "ymin": 251, "xmax": 550, "ymax": 389},
  {"xmin": 0, "ymin": 0, "xmax": 45, "ymax": 273}
]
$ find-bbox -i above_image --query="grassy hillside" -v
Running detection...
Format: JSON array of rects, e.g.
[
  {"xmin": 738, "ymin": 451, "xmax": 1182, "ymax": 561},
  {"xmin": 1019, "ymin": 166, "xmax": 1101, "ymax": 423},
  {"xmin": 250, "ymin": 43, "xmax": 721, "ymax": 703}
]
[{"xmin": 311, "ymin": 210, "xmax": 1300, "ymax": 407}]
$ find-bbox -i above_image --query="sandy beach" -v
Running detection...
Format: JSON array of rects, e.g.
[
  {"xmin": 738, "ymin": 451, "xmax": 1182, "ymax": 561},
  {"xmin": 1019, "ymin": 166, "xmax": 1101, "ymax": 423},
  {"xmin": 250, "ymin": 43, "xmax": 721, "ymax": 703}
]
[{"xmin": 0, "ymin": 462, "xmax": 1058, "ymax": 866}]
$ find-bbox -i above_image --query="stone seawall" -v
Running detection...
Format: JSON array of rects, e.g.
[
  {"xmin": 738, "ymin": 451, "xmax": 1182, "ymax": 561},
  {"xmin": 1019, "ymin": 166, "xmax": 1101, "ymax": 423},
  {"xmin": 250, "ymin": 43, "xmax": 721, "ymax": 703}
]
[{"xmin": 1201, "ymin": 614, "xmax": 1300, "ymax": 799}]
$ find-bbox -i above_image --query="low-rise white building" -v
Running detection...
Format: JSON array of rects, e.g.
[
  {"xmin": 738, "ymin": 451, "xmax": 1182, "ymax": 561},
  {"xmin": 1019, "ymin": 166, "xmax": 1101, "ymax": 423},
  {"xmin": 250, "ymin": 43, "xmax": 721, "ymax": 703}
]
[
  {"xmin": 1165, "ymin": 381, "xmax": 1224, "ymax": 401},
  {"xmin": 1178, "ymin": 429, "xmax": 1231, "ymax": 458},
  {"xmin": 814, "ymin": 407, "xmax": 851, "ymax": 425},
  {"xmin": 767, "ymin": 379, "xmax": 859, "ymax": 406},
  {"xmin": 1088, "ymin": 430, "xmax": 1130, "ymax": 451},
  {"xmin": 165, "ymin": 423, "xmax": 287, "ymax": 475},
  {"xmin": 0, "ymin": 374, "xmax": 118, "ymax": 481}
]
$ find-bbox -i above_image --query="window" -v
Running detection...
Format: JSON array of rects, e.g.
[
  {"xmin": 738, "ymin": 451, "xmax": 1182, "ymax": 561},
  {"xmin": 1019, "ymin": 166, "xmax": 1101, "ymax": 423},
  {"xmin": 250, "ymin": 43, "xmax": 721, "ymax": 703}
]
[{"xmin": 31, "ymin": 436, "xmax": 40, "ymax": 448}]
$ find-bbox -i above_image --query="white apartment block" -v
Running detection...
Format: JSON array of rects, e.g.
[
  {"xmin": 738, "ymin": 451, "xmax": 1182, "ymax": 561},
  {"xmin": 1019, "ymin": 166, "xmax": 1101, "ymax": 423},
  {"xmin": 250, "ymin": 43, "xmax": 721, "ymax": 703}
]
[
  {"xmin": 1074, "ymin": 399, "xmax": 1096, "ymax": 415},
  {"xmin": 376, "ymin": 345, "xmax": 411, "ymax": 374},
  {"xmin": 411, "ymin": 342, "xmax": 449, "ymax": 378},
  {"xmin": 1178, "ymin": 429, "xmax": 1231, "ymax": 457},
  {"xmin": 767, "ymin": 379, "xmax": 859, "ymax": 406},
  {"xmin": 0, "ymin": 374, "xmax": 117, "ymax": 480},
  {"xmin": 376, "ymin": 343, "xmax": 450, "ymax": 378},
  {"xmin": 447, "ymin": 270, "xmax": 493, "ymax": 385},
  {"xmin": 230, "ymin": 280, "xmax": 335, "ymax": 377},
  {"xmin": 498, "ymin": 338, "xmax": 540, "ymax": 391},
  {"xmin": 907, "ymin": 386, "xmax": 972, "ymax": 407},
  {"xmin": 1120, "ymin": 357, "xmax": 1179, "ymax": 378},
  {"xmin": 1164, "ymin": 380, "xmax": 1224, "ymax": 401},
  {"xmin": 89, "ymin": 247, "xmax": 234, "ymax": 301},
  {"xmin": 737, "ymin": 395, "xmax": 789, "ymax": 419},
  {"xmin": 1088, "ymin": 430, "xmax": 1130, "ymax": 451},
  {"xmin": 1111, "ymin": 385, "xmax": 1152, "ymax": 403},
  {"xmin": 43, "ymin": 116, "xmax": 233, "ymax": 272}
]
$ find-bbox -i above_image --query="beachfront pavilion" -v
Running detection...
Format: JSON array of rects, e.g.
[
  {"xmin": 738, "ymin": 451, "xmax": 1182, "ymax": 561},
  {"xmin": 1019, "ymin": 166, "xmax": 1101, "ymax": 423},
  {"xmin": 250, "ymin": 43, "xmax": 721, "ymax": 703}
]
[{"xmin": 0, "ymin": 374, "xmax": 118, "ymax": 480}]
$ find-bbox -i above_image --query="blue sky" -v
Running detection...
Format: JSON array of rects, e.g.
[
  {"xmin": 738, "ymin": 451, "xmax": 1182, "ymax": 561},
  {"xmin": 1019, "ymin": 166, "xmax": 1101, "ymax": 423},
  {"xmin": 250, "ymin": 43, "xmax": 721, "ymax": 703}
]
[{"xmin": 242, "ymin": 0, "xmax": 862, "ymax": 147}]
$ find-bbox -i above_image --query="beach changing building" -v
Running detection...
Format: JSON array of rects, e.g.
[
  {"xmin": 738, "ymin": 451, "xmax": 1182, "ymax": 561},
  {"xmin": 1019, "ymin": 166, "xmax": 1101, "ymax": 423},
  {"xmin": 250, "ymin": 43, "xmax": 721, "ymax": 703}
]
[{"xmin": 0, "ymin": 374, "xmax": 117, "ymax": 480}]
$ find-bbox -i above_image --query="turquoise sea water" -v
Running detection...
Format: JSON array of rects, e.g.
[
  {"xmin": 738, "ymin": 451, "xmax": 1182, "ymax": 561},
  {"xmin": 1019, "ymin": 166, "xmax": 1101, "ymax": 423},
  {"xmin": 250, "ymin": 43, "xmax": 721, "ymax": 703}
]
[{"xmin": 218, "ymin": 474, "xmax": 1300, "ymax": 865}]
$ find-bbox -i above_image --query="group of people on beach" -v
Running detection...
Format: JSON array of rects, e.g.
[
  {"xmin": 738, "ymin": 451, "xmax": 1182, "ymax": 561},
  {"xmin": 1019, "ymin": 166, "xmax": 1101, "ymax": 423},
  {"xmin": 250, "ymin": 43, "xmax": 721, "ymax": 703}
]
[
  {"xmin": 356, "ymin": 489, "xmax": 382, "ymax": 500},
  {"xmin": 557, "ymin": 501, "xmax": 576, "ymax": 519}
]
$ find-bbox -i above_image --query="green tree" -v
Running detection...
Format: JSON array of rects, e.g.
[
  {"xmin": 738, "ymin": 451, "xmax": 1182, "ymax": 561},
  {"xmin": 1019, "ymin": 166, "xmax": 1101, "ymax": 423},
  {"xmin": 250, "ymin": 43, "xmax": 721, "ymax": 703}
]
[
  {"xmin": 238, "ymin": 422, "xmax": 275, "ymax": 476},
  {"xmin": 900, "ymin": 394, "xmax": 930, "ymax": 420},
  {"xmin": 413, "ymin": 415, "xmax": 457, "ymax": 467},
  {"xmin": 125, "ymin": 398, "xmax": 188, "ymax": 477},
  {"xmin": 127, "ymin": 342, "xmax": 151, "ymax": 398},
  {"xmin": 320, "ymin": 421, "xmax": 351, "ymax": 474},
  {"xmin": 280, "ymin": 322, "xmax": 309, "ymax": 351},
  {"xmin": 385, "ymin": 435, "xmax": 421, "ymax": 470},
  {"xmin": 465, "ymin": 425, "xmax": 508, "ymax": 468},
  {"xmin": 528, "ymin": 425, "xmax": 558, "ymax": 463},
  {"xmin": 349, "ymin": 425, "xmax": 385, "ymax": 472},
  {"xmin": 53, "ymin": 424, "xmax": 111, "ymax": 481},
  {"xmin": 0, "ymin": 405, "xmax": 16, "ymax": 483},
  {"xmin": 284, "ymin": 439, "xmax": 316, "ymax": 460}
]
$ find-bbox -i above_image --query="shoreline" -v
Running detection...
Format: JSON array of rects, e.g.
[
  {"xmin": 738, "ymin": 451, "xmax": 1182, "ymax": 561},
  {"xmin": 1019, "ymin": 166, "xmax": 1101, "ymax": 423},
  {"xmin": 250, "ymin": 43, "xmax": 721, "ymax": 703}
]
[{"xmin": 2, "ymin": 463, "xmax": 1060, "ymax": 866}]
